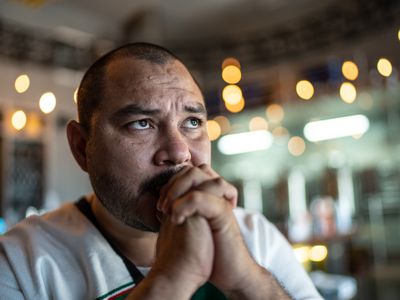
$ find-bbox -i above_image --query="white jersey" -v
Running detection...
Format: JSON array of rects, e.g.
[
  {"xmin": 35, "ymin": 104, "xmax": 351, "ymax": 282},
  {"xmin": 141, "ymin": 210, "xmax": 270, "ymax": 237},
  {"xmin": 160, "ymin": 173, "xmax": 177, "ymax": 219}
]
[{"xmin": 0, "ymin": 196, "xmax": 321, "ymax": 299}]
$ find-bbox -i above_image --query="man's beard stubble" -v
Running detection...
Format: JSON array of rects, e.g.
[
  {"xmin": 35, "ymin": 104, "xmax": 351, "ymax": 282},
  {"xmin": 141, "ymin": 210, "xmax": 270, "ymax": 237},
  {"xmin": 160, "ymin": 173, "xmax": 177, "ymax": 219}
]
[{"xmin": 89, "ymin": 167, "xmax": 182, "ymax": 233}]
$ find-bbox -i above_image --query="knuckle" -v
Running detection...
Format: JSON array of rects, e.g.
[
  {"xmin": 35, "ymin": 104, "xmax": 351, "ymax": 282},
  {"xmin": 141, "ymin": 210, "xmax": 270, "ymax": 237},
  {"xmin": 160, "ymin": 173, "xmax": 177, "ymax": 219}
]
[
  {"xmin": 187, "ymin": 191, "xmax": 202, "ymax": 205},
  {"xmin": 213, "ymin": 176, "xmax": 224, "ymax": 186}
]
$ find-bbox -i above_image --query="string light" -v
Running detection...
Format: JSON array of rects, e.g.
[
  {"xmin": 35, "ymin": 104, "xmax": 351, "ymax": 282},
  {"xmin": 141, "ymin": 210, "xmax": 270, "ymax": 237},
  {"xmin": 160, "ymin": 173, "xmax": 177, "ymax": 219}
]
[
  {"xmin": 296, "ymin": 80, "xmax": 314, "ymax": 100},
  {"xmin": 39, "ymin": 92, "xmax": 56, "ymax": 114},
  {"xmin": 15, "ymin": 74, "xmax": 30, "ymax": 93},
  {"xmin": 222, "ymin": 84, "xmax": 242, "ymax": 105},
  {"xmin": 11, "ymin": 110, "xmax": 27, "ymax": 130},
  {"xmin": 340, "ymin": 82, "xmax": 357, "ymax": 104},
  {"xmin": 222, "ymin": 65, "xmax": 241, "ymax": 84},
  {"xmin": 342, "ymin": 61, "xmax": 359, "ymax": 81},
  {"xmin": 225, "ymin": 97, "xmax": 245, "ymax": 113},
  {"xmin": 377, "ymin": 58, "xmax": 393, "ymax": 77}
]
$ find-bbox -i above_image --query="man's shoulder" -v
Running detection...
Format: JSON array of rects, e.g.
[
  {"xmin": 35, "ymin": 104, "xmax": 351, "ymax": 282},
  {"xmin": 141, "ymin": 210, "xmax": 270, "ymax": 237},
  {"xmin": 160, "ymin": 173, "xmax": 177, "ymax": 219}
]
[
  {"xmin": 233, "ymin": 206, "xmax": 275, "ymax": 233},
  {"xmin": 233, "ymin": 207, "xmax": 290, "ymax": 264},
  {"xmin": 0, "ymin": 197, "xmax": 93, "ymax": 250}
]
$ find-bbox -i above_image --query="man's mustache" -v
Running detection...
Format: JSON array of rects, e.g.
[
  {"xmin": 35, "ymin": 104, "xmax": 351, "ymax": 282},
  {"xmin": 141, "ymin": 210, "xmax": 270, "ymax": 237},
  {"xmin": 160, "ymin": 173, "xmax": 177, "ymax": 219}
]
[{"xmin": 140, "ymin": 167, "xmax": 184, "ymax": 196}]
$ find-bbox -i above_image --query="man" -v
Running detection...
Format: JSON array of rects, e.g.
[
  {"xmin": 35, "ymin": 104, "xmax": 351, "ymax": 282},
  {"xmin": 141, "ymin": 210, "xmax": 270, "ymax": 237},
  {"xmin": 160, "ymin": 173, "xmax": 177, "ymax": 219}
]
[{"xmin": 0, "ymin": 43, "xmax": 321, "ymax": 299}]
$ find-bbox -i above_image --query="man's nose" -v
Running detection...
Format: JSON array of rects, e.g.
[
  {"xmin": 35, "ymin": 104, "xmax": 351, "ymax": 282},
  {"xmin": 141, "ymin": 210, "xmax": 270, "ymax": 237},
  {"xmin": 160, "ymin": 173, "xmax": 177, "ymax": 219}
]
[{"xmin": 153, "ymin": 128, "xmax": 191, "ymax": 166}]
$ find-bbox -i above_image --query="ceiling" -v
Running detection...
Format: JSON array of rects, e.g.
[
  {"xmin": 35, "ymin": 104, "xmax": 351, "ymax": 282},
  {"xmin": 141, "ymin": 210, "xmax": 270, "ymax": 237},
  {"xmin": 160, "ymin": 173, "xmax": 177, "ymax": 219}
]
[{"xmin": 0, "ymin": 0, "xmax": 327, "ymax": 42}]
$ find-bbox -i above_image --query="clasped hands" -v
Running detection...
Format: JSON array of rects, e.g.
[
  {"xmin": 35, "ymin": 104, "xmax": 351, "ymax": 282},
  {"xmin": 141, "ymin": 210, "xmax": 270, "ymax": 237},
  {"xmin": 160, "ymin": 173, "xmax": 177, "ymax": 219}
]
[{"xmin": 149, "ymin": 164, "xmax": 262, "ymax": 298}]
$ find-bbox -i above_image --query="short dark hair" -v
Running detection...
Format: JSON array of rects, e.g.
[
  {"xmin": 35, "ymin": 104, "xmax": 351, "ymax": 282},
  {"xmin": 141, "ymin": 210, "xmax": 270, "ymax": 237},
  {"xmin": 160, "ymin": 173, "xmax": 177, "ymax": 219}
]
[{"xmin": 77, "ymin": 42, "xmax": 178, "ymax": 130}]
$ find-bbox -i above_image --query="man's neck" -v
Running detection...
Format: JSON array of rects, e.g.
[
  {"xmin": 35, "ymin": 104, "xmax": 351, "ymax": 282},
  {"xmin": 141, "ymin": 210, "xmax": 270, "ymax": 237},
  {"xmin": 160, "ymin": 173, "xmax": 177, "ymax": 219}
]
[{"xmin": 88, "ymin": 194, "xmax": 158, "ymax": 267}]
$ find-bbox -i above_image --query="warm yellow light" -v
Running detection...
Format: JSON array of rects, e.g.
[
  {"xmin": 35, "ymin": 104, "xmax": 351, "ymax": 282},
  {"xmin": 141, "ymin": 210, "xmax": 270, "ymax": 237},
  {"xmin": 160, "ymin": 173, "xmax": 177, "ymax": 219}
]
[
  {"xmin": 273, "ymin": 126, "xmax": 289, "ymax": 145},
  {"xmin": 39, "ymin": 92, "xmax": 56, "ymax": 114},
  {"xmin": 296, "ymin": 80, "xmax": 314, "ymax": 100},
  {"xmin": 222, "ymin": 85, "xmax": 243, "ymax": 105},
  {"xmin": 272, "ymin": 126, "xmax": 289, "ymax": 137},
  {"xmin": 206, "ymin": 120, "xmax": 221, "ymax": 141},
  {"xmin": 222, "ymin": 65, "xmax": 242, "ymax": 84},
  {"xmin": 225, "ymin": 97, "xmax": 245, "ymax": 113},
  {"xmin": 26, "ymin": 113, "xmax": 42, "ymax": 137},
  {"xmin": 11, "ymin": 110, "xmax": 27, "ymax": 130},
  {"xmin": 398, "ymin": 29, "xmax": 400, "ymax": 41},
  {"xmin": 249, "ymin": 116, "xmax": 268, "ymax": 131},
  {"xmin": 342, "ymin": 61, "xmax": 359, "ymax": 81},
  {"xmin": 15, "ymin": 74, "xmax": 30, "ymax": 93},
  {"xmin": 309, "ymin": 245, "xmax": 328, "ymax": 262},
  {"xmin": 288, "ymin": 136, "xmax": 306, "ymax": 156},
  {"xmin": 266, "ymin": 104, "xmax": 284, "ymax": 123},
  {"xmin": 340, "ymin": 82, "xmax": 357, "ymax": 104},
  {"xmin": 222, "ymin": 57, "xmax": 241, "ymax": 69},
  {"xmin": 213, "ymin": 115, "xmax": 231, "ymax": 134},
  {"xmin": 293, "ymin": 246, "xmax": 310, "ymax": 263},
  {"xmin": 377, "ymin": 58, "xmax": 393, "ymax": 77},
  {"xmin": 73, "ymin": 88, "xmax": 78, "ymax": 103}
]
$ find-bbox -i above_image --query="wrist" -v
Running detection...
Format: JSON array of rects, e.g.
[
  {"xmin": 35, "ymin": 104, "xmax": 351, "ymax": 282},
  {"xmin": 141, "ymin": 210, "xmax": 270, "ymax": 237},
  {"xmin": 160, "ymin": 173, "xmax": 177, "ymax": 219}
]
[
  {"xmin": 149, "ymin": 266, "xmax": 203, "ymax": 297},
  {"xmin": 225, "ymin": 264, "xmax": 291, "ymax": 300},
  {"xmin": 127, "ymin": 269, "xmax": 200, "ymax": 300}
]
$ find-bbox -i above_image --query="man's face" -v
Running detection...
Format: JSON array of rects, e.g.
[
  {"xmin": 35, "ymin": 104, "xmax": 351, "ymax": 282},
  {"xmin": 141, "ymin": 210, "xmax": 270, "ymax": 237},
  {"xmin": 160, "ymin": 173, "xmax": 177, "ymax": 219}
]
[{"xmin": 85, "ymin": 58, "xmax": 211, "ymax": 232}]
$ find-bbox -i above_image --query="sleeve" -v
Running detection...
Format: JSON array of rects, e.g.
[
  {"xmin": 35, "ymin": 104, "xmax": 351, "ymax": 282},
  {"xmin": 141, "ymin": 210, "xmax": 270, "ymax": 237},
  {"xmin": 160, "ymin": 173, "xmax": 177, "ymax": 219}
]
[
  {"xmin": 234, "ymin": 208, "xmax": 323, "ymax": 300},
  {"xmin": 0, "ymin": 244, "xmax": 26, "ymax": 300}
]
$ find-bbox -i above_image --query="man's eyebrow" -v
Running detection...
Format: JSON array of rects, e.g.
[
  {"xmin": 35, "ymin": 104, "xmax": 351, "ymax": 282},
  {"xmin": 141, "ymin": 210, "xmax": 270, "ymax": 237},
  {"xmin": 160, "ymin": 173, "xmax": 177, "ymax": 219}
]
[
  {"xmin": 113, "ymin": 104, "xmax": 161, "ymax": 118},
  {"xmin": 184, "ymin": 103, "xmax": 207, "ymax": 115}
]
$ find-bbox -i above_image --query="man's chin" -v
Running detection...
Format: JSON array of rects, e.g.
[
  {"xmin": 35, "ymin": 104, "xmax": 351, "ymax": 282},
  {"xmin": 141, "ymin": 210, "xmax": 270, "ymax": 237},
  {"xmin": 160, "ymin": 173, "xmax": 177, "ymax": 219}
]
[{"xmin": 129, "ymin": 193, "xmax": 161, "ymax": 232}]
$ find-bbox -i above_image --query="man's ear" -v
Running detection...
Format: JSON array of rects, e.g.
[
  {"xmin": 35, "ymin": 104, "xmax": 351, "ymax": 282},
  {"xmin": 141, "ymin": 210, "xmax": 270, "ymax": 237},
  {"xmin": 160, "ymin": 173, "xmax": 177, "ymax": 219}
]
[{"xmin": 66, "ymin": 120, "xmax": 89, "ymax": 172}]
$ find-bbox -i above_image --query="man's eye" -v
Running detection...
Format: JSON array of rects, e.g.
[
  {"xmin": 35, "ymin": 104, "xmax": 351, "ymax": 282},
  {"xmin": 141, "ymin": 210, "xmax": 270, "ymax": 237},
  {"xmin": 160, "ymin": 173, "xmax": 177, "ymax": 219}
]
[
  {"xmin": 129, "ymin": 119, "xmax": 151, "ymax": 130},
  {"xmin": 183, "ymin": 118, "xmax": 202, "ymax": 129}
]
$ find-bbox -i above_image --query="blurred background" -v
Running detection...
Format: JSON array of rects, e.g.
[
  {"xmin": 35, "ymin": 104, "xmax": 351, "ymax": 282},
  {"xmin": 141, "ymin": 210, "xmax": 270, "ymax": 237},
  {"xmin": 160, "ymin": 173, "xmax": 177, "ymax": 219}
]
[{"xmin": 0, "ymin": 0, "xmax": 399, "ymax": 299}]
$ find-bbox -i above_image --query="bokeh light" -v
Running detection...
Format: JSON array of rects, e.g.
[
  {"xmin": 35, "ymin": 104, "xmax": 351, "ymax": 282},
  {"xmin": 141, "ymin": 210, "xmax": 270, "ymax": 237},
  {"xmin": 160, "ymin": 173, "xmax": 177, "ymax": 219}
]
[
  {"xmin": 26, "ymin": 113, "xmax": 42, "ymax": 137},
  {"xmin": 309, "ymin": 245, "xmax": 328, "ymax": 262},
  {"xmin": 73, "ymin": 88, "xmax": 78, "ymax": 103},
  {"xmin": 11, "ymin": 110, "xmax": 27, "ymax": 130},
  {"xmin": 288, "ymin": 136, "xmax": 306, "ymax": 156},
  {"xmin": 272, "ymin": 126, "xmax": 289, "ymax": 138},
  {"xmin": 296, "ymin": 80, "xmax": 314, "ymax": 100},
  {"xmin": 222, "ymin": 57, "xmax": 241, "ymax": 69},
  {"xmin": 342, "ymin": 61, "xmax": 359, "ymax": 81},
  {"xmin": 293, "ymin": 246, "xmax": 311, "ymax": 263},
  {"xmin": 213, "ymin": 115, "xmax": 231, "ymax": 134},
  {"xmin": 222, "ymin": 65, "xmax": 242, "ymax": 84},
  {"xmin": 222, "ymin": 84, "xmax": 243, "ymax": 105},
  {"xmin": 377, "ymin": 58, "xmax": 393, "ymax": 77},
  {"xmin": 39, "ymin": 92, "xmax": 56, "ymax": 114},
  {"xmin": 225, "ymin": 97, "xmax": 245, "ymax": 113},
  {"xmin": 249, "ymin": 116, "xmax": 268, "ymax": 131},
  {"xmin": 266, "ymin": 104, "xmax": 284, "ymax": 123},
  {"xmin": 15, "ymin": 74, "xmax": 30, "ymax": 93},
  {"xmin": 206, "ymin": 120, "xmax": 221, "ymax": 141},
  {"xmin": 340, "ymin": 82, "xmax": 357, "ymax": 104}
]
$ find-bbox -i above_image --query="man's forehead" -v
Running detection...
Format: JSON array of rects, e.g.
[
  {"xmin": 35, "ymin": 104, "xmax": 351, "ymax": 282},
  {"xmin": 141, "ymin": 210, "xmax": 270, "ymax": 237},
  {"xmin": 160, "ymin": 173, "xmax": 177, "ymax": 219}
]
[
  {"xmin": 105, "ymin": 57, "xmax": 194, "ymax": 86},
  {"xmin": 101, "ymin": 57, "xmax": 205, "ymax": 111}
]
